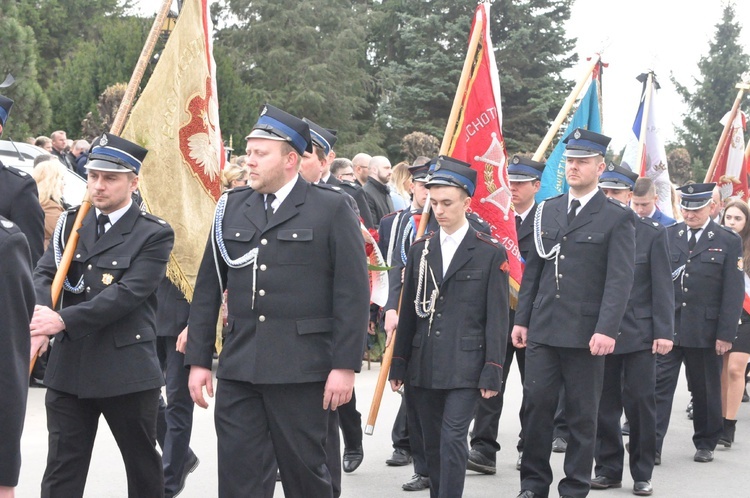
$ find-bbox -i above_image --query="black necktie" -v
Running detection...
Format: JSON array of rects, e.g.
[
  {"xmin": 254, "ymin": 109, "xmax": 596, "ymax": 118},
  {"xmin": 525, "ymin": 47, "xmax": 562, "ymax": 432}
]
[
  {"xmin": 97, "ymin": 214, "xmax": 110, "ymax": 239},
  {"xmin": 515, "ymin": 214, "xmax": 522, "ymax": 231},
  {"xmin": 688, "ymin": 228, "xmax": 700, "ymax": 250},
  {"xmin": 265, "ymin": 194, "xmax": 276, "ymax": 222},
  {"xmin": 567, "ymin": 199, "xmax": 581, "ymax": 225}
]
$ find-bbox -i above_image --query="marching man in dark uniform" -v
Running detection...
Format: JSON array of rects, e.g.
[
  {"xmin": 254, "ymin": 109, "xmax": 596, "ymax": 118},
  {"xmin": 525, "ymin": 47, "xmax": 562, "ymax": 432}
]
[
  {"xmin": 468, "ymin": 155, "xmax": 545, "ymax": 475},
  {"xmin": 389, "ymin": 156, "xmax": 509, "ymax": 498},
  {"xmin": 0, "ymin": 93, "xmax": 45, "ymax": 264},
  {"xmin": 0, "ymin": 214, "xmax": 35, "ymax": 498},
  {"xmin": 185, "ymin": 104, "xmax": 370, "ymax": 498},
  {"xmin": 592, "ymin": 162, "xmax": 674, "ymax": 496},
  {"xmin": 30, "ymin": 133, "xmax": 175, "ymax": 498},
  {"xmin": 512, "ymin": 129, "xmax": 635, "ymax": 498},
  {"xmin": 655, "ymin": 182, "xmax": 744, "ymax": 464}
]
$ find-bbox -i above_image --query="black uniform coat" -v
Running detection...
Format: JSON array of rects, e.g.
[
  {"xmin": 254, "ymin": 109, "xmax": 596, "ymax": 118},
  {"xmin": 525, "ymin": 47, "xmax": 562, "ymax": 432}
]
[
  {"xmin": 515, "ymin": 191, "xmax": 636, "ymax": 346},
  {"xmin": 614, "ymin": 216, "xmax": 674, "ymax": 354},
  {"xmin": 390, "ymin": 228, "xmax": 509, "ymax": 392},
  {"xmin": 0, "ymin": 161, "xmax": 45, "ymax": 263},
  {"xmin": 326, "ymin": 175, "xmax": 375, "ymax": 229},
  {"xmin": 185, "ymin": 177, "xmax": 371, "ymax": 384},
  {"xmin": 516, "ymin": 203, "xmax": 538, "ymax": 263},
  {"xmin": 668, "ymin": 220, "xmax": 744, "ymax": 347},
  {"xmin": 0, "ymin": 217, "xmax": 35, "ymax": 487},
  {"xmin": 156, "ymin": 277, "xmax": 190, "ymax": 337},
  {"xmin": 34, "ymin": 202, "xmax": 174, "ymax": 398}
]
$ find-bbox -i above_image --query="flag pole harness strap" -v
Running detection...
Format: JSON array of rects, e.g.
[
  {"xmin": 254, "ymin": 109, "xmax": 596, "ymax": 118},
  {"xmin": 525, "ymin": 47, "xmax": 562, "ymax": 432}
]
[
  {"xmin": 414, "ymin": 238, "xmax": 439, "ymax": 334},
  {"xmin": 532, "ymin": 200, "xmax": 562, "ymax": 290},
  {"xmin": 53, "ymin": 211, "xmax": 85, "ymax": 294},
  {"xmin": 212, "ymin": 193, "xmax": 260, "ymax": 307}
]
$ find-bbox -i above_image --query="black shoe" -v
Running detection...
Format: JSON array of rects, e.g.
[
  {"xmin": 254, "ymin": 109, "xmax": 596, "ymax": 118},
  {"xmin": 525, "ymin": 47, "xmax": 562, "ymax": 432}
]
[
  {"xmin": 173, "ymin": 451, "xmax": 199, "ymax": 497},
  {"xmin": 654, "ymin": 452, "xmax": 661, "ymax": 466},
  {"xmin": 343, "ymin": 446, "xmax": 364, "ymax": 473},
  {"xmin": 621, "ymin": 420, "xmax": 630, "ymax": 436},
  {"xmin": 516, "ymin": 491, "xmax": 538, "ymax": 498},
  {"xmin": 516, "ymin": 451, "xmax": 522, "ymax": 471},
  {"xmin": 29, "ymin": 377, "xmax": 46, "ymax": 388},
  {"xmin": 551, "ymin": 437, "xmax": 567, "ymax": 453},
  {"xmin": 633, "ymin": 480, "xmax": 653, "ymax": 496},
  {"xmin": 466, "ymin": 449, "xmax": 496, "ymax": 475},
  {"xmin": 718, "ymin": 418, "xmax": 736, "ymax": 448},
  {"xmin": 386, "ymin": 448, "xmax": 412, "ymax": 466},
  {"xmin": 590, "ymin": 476, "xmax": 622, "ymax": 489},
  {"xmin": 686, "ymin": 401, "xmax": 693, "ymax": 420},
  {"xmin": 693, "ymin": 449, "xmax": 713, "ymax": 462},
  {"xmin": 402, "ymin": 474, "xmax": 430, "ymax": 491}
]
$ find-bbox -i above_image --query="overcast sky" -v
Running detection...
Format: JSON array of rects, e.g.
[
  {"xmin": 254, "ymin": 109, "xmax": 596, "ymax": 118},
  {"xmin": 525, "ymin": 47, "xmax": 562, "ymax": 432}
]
[{"xmin": 131, "ymin": 0, "xmax": 750, "ymax": 149}]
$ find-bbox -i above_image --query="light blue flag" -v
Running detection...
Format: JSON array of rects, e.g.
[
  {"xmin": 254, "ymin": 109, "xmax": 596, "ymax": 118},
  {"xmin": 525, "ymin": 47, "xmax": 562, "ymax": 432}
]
[{"xmin": 536, "ymin": 79, "xmax": 601, "ymax": 202}]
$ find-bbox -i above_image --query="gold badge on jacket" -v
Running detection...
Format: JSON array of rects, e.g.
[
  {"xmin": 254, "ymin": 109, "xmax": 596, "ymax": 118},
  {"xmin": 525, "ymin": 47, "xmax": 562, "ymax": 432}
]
[
  {"xmin": 739, "ymin": 258, "xmax": 744, "ymax": 271},
  {"xmin": 102, "ymin": 273, "xmax": 114, "ymax": 285}
]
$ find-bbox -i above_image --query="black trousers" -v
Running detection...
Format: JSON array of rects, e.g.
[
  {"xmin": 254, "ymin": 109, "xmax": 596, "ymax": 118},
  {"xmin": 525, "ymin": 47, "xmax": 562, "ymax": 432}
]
[
  {"xmin": 520, "ymin": 342, "xmax": 605, "ymax": 498},
  {"xmin": 595, "ymin": 349, "xmax": 656, "ymax": 482},
  {"xmin": 390, "ymin": 380, "xmax": 429, "ymax": 476},
  {"xmin": 655, "ymin": 346, "xmax": 723, "ymax": 453},
  {"xmin": 412, "ymin": 386, "xmax": 479, "ymax": 498},
  {"xmin": 156, "ymin": 336, "xmax": 196, "ymax": 497},
  {"xmin": 337, "ymin": 388, "xmax": 363, "ymax": 450},
  {"xmin": 215, "ymin": 379, "xmax": 331, "ymax": 498},
  {"xmin": 41, "ymin": 387, "xmax": 163, "ymax": 498}
]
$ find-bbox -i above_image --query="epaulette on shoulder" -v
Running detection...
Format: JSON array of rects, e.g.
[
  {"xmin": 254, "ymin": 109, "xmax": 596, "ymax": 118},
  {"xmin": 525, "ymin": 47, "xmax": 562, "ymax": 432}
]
[
  {"xmin": 467, "ymin": 211, "xmax": 489, "ymax": 226},
  {"xmin": 606, "ymin": 197, "xmax": 629, "ymax": 210},
  {"xmin": 0, "ymin": 216, "xmax": 19, "ymax": 234},
  {"xmin": 639, "ymin": 216, "xmax": 663, "ymax": 231},
  {"xmin": 342, "ymin": 180, "xmax": 360, "ymax": 189},
  {"xmin": 226, "ymin": 185, "xmax": 253, "ymax": 195},
  {"xmin": 476, "ymin": 231, "xmax": 503, "ymax": 248},
  {"xmin": 720, "ymin": 224, "xmax": 742, "ymax": 238},
  {"xmin": 412, "ymin": 230, "xmax": 436, "ymax": 245},
  {"xmin": 313, "ymin": 182, "xmax": 344, "ymax": 194},
  {"xmin": 3, "ymin": 164, "xmax": 32, "ymax": 179},
  {"xmin": 381, "ymin": 211, "xmax": 398, "ymax": 221},
  {"xmin": 139, "ymin": 211, "xmax": 171, "ymax": 228}
]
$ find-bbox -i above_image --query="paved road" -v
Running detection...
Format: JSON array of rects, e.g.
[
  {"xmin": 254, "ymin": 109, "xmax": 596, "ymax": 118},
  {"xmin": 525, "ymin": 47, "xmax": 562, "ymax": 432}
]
[{"xmin": 16, "ymin": 359, "xmax": 750, "ymax": 497}]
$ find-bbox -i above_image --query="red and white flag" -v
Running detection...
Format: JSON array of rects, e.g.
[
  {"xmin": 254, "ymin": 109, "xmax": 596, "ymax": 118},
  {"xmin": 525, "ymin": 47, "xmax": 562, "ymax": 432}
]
[
  {"xmin": 447, "ymin": 3, "xmax": 523, "ymax": 302},
  {"xmin": 710, "ymin": 111, "xmax": 748, "ymax": 202},
  {"xmin": 122, "ymin": 0, "xmax": 225, "ymax": 300}
]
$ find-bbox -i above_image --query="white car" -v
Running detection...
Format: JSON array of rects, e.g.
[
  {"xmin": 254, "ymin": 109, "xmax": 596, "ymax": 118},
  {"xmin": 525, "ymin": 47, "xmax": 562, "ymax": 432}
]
[{"xmin": 0, "ymin": 139, "xmax": 87, "ymax": 206}]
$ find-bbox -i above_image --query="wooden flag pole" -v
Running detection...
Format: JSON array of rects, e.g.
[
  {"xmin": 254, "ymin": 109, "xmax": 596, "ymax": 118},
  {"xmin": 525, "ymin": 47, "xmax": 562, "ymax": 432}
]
[
  {"xmin": 31, "ymin": 0, "xmax": 175, "ymax": 374},
  {"xmin": 704, "ymin": 76, "xmax": 750, "ymax": 183},
  {"xmin": 635, "ymin": 72, "xmax": 654, "ymax": 176},
  {"xmin": 364, "ymin": 11, "xmax": 485, "ymax": 436},
  {"xmin": 531, "ymin": 54, "xmax": 601, "ymax": 162}
]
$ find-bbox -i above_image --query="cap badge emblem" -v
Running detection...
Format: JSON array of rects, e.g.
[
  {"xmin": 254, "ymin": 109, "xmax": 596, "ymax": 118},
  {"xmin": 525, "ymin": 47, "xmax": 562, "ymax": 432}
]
[
  {"xmin": 687, "ymin": 186, "xmax": 694, "ymax": 194},
  {"xmin": 1, "ymin": 220, "xmax": 13, "ymax": 228},
  {"xmin": 573, "ymin": 129, "xmax": 582, "ymax": 139},
  {"xmin": 100, "ymin": 135, "xmax": 108, "ymax": 146},
  {"xmin": 260, "ymin": 105, "xmax": 268, "ymax": 116},
  {"xmin": 678, "ymin": 229, "xmax": 684, "ymax": 237},
  {"xmin": 708, "ymin": 231, "xmax": 714, "ymax": 239},
  {"xmin": 512, "ymin": 156, "xmax": 520, "ymax": 164},
  {"xmin": 607, "ymin": 164, "xmax": 614, "ymax": 171}
]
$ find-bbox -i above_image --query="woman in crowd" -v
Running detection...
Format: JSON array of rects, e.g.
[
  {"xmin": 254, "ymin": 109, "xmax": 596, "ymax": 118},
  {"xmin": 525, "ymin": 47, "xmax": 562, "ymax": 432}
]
[
  {"xmin": 221, "ymin": 163, "xmax": 248, "ymax": 191},
  {"xmin": 34, "ymin": 136, "xmax": 53, "ymax": 153},
  {"xmin": 389, "ymin": 161, "xmax": 412, "ymax": 211},
  {"xmin": 31, "ymin": 159, "xmax": 68, "ymax": 250},
  {"xmin": 719, "ymin": 198, "xmax": 750, "ymax": 447}
]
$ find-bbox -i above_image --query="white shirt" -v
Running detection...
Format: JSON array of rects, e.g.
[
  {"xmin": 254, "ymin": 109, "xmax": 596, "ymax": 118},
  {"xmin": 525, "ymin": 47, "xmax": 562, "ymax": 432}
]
[
  {"xmin": 96, "ymin": 200, "xmax": 133, "ymax": 234},
  {"xmin": 688, "ymin": 218, "xmax": 711, "ymax": 244},
  {"xmin": 439, "ymin": 221, "xmax": 470, "ymax": 277},
  {"xmin": 267, "ymin": 174, "xmax": 299, "ymax": 213},
  {"xmin": 516, "ymin": 204, "xmax": 535, "ymax": 223},
  {"xmin": 568, "ymin": 187, "xmax": 599, "ymax": 215}
]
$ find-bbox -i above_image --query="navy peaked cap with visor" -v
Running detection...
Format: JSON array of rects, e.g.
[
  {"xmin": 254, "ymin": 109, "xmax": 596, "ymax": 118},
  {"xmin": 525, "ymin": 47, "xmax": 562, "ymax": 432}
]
[
  {"xmin": 508, "ymin": 155, "xmax": 546, "ymax": 181},
  {"xmin": 85, "ymin": 133, "xmax": 148, "ymax": 174},
  {"xmin": 303, "ymin": 118, "xmax": 337, "ymax": 155},
  {"xmin": 408, "ymin": 160, "xmax": 431, "ymax": 182},
  {"xmin": 246, "ymin": 104, "xmax": 312, "ymax": 156},
  {"xmin": 425, "ymin": 155, "xmax": 477, "ymax": 197},
  {"xmin": 563, "ymin": 128, "xmax": 611, "ymax": 157},
  {"xmin": 599, "ymin": 161, "xmax": 639, "ymax": 190},
  {"xmin": 677, "ymin": 182, "xmax": 716, "ymax": 210}
]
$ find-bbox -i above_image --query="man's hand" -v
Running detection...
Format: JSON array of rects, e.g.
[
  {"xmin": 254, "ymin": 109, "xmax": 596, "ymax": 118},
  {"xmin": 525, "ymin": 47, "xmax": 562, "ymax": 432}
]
[
  {"xmin": 716, "ymin": 339, "xmax": 732, "ymax": 356},
  {"xmin": 384, "ymin": 309, "xmax": 398, "ymax": 347},
  {"xmin": 652, "ymin": 338, "xmax": 673, "ymax": 356},
  {"xmin": 188, "ymin": 366, "xmax": 214, "ymax": 409},
  {"xmin": 323, "ymin": 369, "xmax": 355, "ymax": 411},
  {"xmin": 30, "ymin": 335, "xmax": 50, "ymax": 362},
  {"xmin": 390, "ymin": 379, "xmax": 403, "ymax": 392},
  {"xmin": 480, "ymin": 389, "xmax": 498, "ymax": 399},
  {"xmin": 589, "ymin": 333, "xmax": 615, "ymax": 355},
  {"xmin": 176, "ymin": 327, "xmax": 188, "ymax": 354},
  {"xmin": 511, "ymin": 325, "xmax": 528, "ymax": 348},
  {"xmin": 29, "ymin": 305, "xmax": 65, "ymax": 337}
]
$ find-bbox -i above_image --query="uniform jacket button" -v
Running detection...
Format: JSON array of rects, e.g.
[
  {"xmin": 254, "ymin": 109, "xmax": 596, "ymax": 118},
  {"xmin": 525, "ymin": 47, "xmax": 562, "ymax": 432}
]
[
  {"xmin": 259, "ymin": 289, "xmax": 265, "ymax": 296},
  {"xmin": 136, "ymin": 334, "xmax": 141, "ymax": 340},
  {"xmin": 261, "ymin": 239, "xmax": 268, "ymax": 245},
  {"xmin": 434, "ymin": 330, "xmax": 440, "ymax": 336},
  {"xmin": 260, "ymin": 264, "xmax": 267, "ymax": 271},
  {"xmin": 259, "ymin": 315, "xmax": 266, "ymax": 322}
]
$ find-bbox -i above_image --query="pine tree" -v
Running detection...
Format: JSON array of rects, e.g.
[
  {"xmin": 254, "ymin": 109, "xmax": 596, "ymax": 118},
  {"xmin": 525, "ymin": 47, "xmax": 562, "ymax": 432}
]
[
  {"xmin": 0, "ymin": 0, "xmax": 51, "ymax": 139},
  {"xmin": 673, "ymin": 2, "xmax": 750, "ymax": 178}
]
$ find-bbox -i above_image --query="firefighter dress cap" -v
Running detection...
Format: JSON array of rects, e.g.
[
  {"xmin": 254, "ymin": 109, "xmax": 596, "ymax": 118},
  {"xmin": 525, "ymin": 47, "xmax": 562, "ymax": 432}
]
[
  {"xmin": 563, "ymin": 128, "xmax": 611, "ymax": 158},
  {"xmin": 246, "ymin": 104, "xmax": 312, "ymax": 156},
  {"xmin": 85, "ymin": 133, "xmax": 148, "ymax": 174},
  {"xmin": 599, "ymin": 161, "xmax": 639, "ymax": 190},
  {"xmin": 425, "ymin": 155, "xmax": 477, "ymax": 197}
]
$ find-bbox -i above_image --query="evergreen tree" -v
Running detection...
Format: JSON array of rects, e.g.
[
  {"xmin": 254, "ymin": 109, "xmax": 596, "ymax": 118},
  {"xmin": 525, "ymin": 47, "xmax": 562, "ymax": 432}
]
[
  {"xmin": 214, "ymin": 0, "xmax": 379, "ymax": 157},
  {"xmin": 673, "ymin": 2, "xmax": 750, "ymax": 178},
  {"xmin": 0, "ymin": 0, "xmax": 51, "ymax": 139}
]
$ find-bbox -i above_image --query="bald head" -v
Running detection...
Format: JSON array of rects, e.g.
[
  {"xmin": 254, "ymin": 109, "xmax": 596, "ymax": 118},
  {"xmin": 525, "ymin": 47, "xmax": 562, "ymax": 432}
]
[
  {"xmin": 352, "ymin": 152, "xmax": 372, "ymax": 185},
  {"xmin": 369, "ymin": 156, "xmax": 393, "ymax": 185}
]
